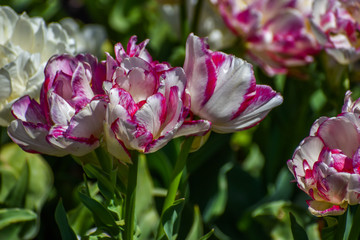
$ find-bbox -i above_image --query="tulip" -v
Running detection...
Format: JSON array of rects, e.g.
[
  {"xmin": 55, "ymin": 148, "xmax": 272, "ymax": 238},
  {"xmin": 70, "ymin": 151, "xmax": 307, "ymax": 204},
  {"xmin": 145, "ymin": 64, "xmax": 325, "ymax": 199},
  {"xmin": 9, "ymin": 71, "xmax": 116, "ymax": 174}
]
[
  {"xmin": 104, "ymin": 37, "xmax": 211, "ymax": 162},
  {"xmin": 7, "ymin": 54, "xmax": 107, "ymax": 157},
  {"xmin": 288, "ymin": 91, "xmax": 360, "ymax": 216},
  {"xmin": 213, "ymin": 0, "xmax": 321, "ymax": 76},
  {"xmin": 311, "ymin": 0, "xmax": 360, "ymax": 64},
  {"xmin": 0, "ymin": 6, "xmax": 76, "ymax": 126},
  {"xmin": 183, "ymin": 33, "xmax": 283, "ymax": 133}
]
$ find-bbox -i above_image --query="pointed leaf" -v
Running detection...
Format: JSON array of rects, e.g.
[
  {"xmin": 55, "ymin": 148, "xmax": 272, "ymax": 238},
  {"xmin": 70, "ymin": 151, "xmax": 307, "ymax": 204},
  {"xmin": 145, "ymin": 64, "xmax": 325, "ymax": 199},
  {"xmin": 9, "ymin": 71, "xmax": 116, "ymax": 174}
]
[
  {"xmin": 203, "ymin": 161, "xmax": 233, "ymax": 222},
  {"xmin": 348, "ymin": 205, "xmax": 360, "ymax": 240},
  {"xmin": 78, "ymin": 190, "xmax": 120, "ymax": 236},
  {"xmin": 55, "ymin": 200, "xmax": 77, "ymax": 240},
  {"xmin": 186, "ymin": 205, "xmax": 203, "ymax": 240},
  {"xmin": 289, "ymin": 212, "xmax": 308, "ymax": 240},
  {"xmin": 161, "ymin": 198, "xmax": 185, "ymax": 240},
  {"xmin": 199, "ymin": 229, "xmax": 214, "ymax": 240},
  {"xmin": 83, "ymin": 164, "xmax": 114, "ymax": 200}
]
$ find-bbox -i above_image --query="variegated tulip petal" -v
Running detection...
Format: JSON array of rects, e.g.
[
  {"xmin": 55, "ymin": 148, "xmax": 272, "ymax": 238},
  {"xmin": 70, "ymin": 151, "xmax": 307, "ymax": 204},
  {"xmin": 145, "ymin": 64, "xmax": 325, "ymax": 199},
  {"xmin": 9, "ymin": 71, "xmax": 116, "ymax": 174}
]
[
  {"xmin": 287, "ymin": 136, "xmax": 324, "ymax": 189},
  {"xmin": 104, "ymin": 121, "xmax": 132, "ymax": 163},
  {"xmin": 11, "ymin": 95, "xmax": 46, "ymax": 123},
  {"xmin": 48, "ymin": 91, "xmax": 75, "ymax": 125},
  {"xmin": 318, "ymin": 116, "xmax": 360, "ymax": 157},
  {"xmin": 135, "ymin": 93, "xmax": 166, "ymax": 138},
  {"xmin": 307, "ymin": 200, "xmax": 347, "ymax": 217},
  {"xmin": 214, "ymin": 85, "xmax": 283, "ymax": 133},
  {"xmin": 8, "ymin": 119, "xmax": 64, "ymax": 156},
  {"xmin": 67, "ymin": 100, "xmax": 107, "ymax": 138},
  {"xmin": 174, "ymin": 120, "xmax": 212, "ymax": 137},
  {"xmin": 184, "ymin": 33, "xmax": 282, "ymax": 133},
  {"xmin": 47, "ymin": 125, "xmax": 99, "ymax": 156}
]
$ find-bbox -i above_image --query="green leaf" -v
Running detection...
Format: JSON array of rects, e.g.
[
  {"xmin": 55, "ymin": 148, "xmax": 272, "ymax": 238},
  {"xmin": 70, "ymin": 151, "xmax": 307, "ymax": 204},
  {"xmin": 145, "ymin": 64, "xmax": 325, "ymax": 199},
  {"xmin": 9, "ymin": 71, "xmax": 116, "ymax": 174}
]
[
  {"xmin": 161, "ymin": 198, "xmax": 185, "ymax": 240},
  {"xmin": 78, "ymin": 190, "xmax": 120, "ymax": 236},
  {"xmin": 289, "ymin": 212, "xmax": 308, "ymax": 240},
  {"xmin": 83, "ymin": 164, "xmax": 114, "ymax": 200},
  {"xmin": 203, "ymin": 161, "xmax": 233, "ymax": 222},
  {"xmin": 0, "ymin": 143, "xmax": 53, "ymax": 210},
  {"xmin": 136, "ymin": 155, "xmax": 159, "ymax": 240},
  {"xmin": 199, "ymin": 229, "xmax": 214, "ymax": 240},
  {"xmin": 95, "ymin": 146, "xmax": 113, "ymax": 174},
  {"xmin": 68, "ymin": 203, "xmax": 94, "ymax": 236},
  {"xmin": 348, "ymin": 205, "xmax": 360, "ymax": 240},
  {"xmin": 4, "ymin": 159, "xmax": 29, "ymax": 208},
  {"xmin": 321, "ymin": 216, "xmax": 339, "ymax": 240},
  {"xmin": 55, "ymin": 200, "xmax": 77, "ymax": 240},
  {"xmin": 0, "ymin": 208, "xmax": 36, "ymax": 229},
  {"xmin": 185, "ymin": 205, "xmax": 203, "ymax": 240}
]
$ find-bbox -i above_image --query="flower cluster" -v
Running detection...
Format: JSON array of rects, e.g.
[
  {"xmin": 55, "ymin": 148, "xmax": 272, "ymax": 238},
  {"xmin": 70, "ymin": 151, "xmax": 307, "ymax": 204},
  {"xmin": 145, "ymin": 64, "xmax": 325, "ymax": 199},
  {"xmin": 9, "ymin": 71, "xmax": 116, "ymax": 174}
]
[
  {"xmin": 8, "ymin": 34, "xmax": 282, "ymax": 162},
  {"xmin": 8, "ymin": 54, "xmax": 107, "ymax": 156},
  {"xmin": 0, "ymin": 6, "xmax": 76, "ymax": 126},
  {"xmin": 288, "ymin": 91, "xmax": 360, "ymax": 216},
  {"xmin": 212, "ymin": 0, "xmax": 360, "ymax": 76},
  {"xmin": 213, "ymin": 0, "xmax": 320, "ymax": 76},
  {"xmin": 311, "ymin": 0, "xmax": 360, "ymax": 64}
]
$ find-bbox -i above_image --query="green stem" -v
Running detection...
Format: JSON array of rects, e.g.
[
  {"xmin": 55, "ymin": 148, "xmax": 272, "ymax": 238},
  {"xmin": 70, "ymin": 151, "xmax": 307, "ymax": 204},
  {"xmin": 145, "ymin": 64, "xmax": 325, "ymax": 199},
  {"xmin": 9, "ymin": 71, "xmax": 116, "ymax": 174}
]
[
  {"xmin": 162, "ymin": 136, "xmax": 194, "ymax": 214},
  {"xmin": 156, "ymin": 136, "xmax": 194, "ymax": 238},
  {"xmin": 348, "ymin": 205, "xmax": 360, "ymax": 240},
  {"xmin": 123, "ymin": 151, "xmax": 139, "ymax": 240},
  {"xmin": 0, "ymin": 127, "xmax": 2, "ymax": 149}
]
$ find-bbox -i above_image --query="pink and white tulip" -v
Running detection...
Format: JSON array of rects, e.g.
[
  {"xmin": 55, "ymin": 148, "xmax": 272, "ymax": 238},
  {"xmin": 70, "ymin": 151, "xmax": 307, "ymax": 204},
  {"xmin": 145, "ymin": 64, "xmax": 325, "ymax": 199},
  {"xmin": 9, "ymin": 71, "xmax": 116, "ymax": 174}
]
[
  {"xmin": 104, "ymin": 37, "xmax": 211, "ymax": 163},
  {"xmin": 311, "ymin": 0, "xmax": 360, "ymax": 64},
  {"xmin": 213, "ymin": 0, "xmax": 321, "ymax": 76},
  {"xmin": 183, "ymin": 33, "xmax": 283, "ymax": 133},
  {"xmin": 288, "ymin": 91, "xmax": 360, "ymax": 216},
  {"xmin": 7, "ymin": 54, "xmax": 107, "ymax": 157}
]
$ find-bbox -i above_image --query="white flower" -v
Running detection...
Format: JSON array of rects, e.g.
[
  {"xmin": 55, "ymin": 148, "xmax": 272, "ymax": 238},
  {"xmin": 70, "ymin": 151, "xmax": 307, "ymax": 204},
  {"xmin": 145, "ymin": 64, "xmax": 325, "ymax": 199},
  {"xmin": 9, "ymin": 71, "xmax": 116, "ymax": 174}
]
[
  {"xmin": 0, "ymin": 6, "xmax": 76, "ymax": 126},
  {"xmin": 60, "ymin": 18, "xmax": 107, "ymax": 57}
]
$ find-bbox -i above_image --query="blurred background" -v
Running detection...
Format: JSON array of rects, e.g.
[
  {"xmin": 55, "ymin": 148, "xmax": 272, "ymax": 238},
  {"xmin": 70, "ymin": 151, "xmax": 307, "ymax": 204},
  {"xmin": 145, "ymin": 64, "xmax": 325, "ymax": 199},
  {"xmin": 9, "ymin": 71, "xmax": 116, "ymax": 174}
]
[{"xmin": 1, "ymin": 0, "xmax": 360, "ymax": 239}]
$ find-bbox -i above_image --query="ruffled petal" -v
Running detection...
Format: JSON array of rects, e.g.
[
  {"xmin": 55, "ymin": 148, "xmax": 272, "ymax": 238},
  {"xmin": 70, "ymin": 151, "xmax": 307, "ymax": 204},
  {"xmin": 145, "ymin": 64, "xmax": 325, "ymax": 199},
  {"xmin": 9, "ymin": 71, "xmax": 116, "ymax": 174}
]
[{"xmin": 307, "ymin": 200, "xmax": 347, "ymax": 217}]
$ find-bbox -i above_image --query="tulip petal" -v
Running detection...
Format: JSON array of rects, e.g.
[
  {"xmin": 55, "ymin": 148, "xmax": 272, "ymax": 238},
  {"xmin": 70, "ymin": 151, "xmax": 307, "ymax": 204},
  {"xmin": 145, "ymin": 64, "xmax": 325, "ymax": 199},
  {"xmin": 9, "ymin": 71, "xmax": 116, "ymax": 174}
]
[
  {"xmin": 214, "ymin": 85, "xmax": 283, "ymax": 133},
  {"xmin": 7, "ymin": 119, "xmax": 64, "ymax": 156},
  {"xmin": 318, "ymin": 116, "xmax": 360, "ymax": 157},
  {"xmin": 11, "ymin": 95, "xmax": 46, "ymax": 123},
  {"xmin": 174, "ymin": 120, "xmax": 212, "ymax": 137},
  {"xmin": 67, "ymin": 99, "xmax": 107, "ymax": 138},
  {"xmin": 307, "ymin": 200, "xmax": 347, "ymax": 216},
  {"xmin": 287, "ymin": 136, "xmax": 324, "ymax": 189},
  {"xmin": 161, "ymin": 86, "xmax": 183, "ymax": 136},
  {"xmin": 71, "ymin": 63, "xmax": 94, "ymax": 109},
  {"xmin": 47, "ymin": 125, "xmax": 99, "ymax": 156},
  {"xmin": 135, "ymin": 93, "xmax": 166, "ymax": 138},
  {"xmin": 10, "ymin": 13, "xmax": 36, "ymax": 53},
  {"xmin": 104, "ymin": 121, "xmax": 132, "ymax": 163},
  {"xmin": 48, "ymin": 91, "xmax": 75, "ymax": 125}
]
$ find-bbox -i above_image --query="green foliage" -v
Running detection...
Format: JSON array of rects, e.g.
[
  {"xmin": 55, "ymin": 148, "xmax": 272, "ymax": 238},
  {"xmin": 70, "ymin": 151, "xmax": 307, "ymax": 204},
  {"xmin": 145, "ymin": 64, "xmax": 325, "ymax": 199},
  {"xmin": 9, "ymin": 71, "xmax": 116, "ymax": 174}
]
[
  {"xmin": 160, "ymin": 198, "xmax": 185, "ymax": 240},
  {"xmin": 0, "ymin": 143, "xmax": 53, "ymax": 239},
  {"xmin": 55, "ymin": 200, "xmax": 77, "ymax": 240},
  {"xmin": 78, "ymin": 190, "xmax": 120, "ymax": 237},
  {"xmin": 2, "ymin": 1, "xmax": 360, "ymax": 239}
]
